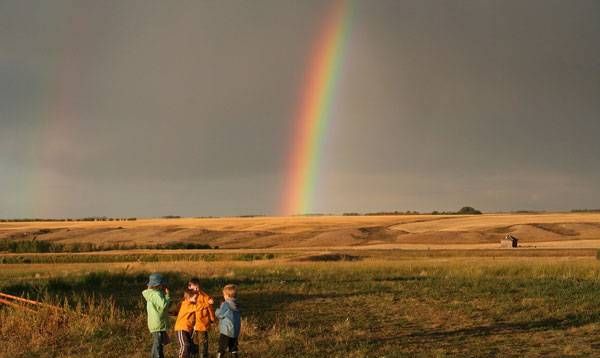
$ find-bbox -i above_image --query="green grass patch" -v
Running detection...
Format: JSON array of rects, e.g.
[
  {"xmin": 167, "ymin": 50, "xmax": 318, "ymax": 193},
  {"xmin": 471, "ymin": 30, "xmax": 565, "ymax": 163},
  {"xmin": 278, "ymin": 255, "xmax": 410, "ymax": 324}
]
[
  {"xmin": 0, "ymin": 252, "xmax": 286, "ymax": 264},
  {"xmin": 0, "ymin": 239, "xmax": 214, "ymax": 253}
]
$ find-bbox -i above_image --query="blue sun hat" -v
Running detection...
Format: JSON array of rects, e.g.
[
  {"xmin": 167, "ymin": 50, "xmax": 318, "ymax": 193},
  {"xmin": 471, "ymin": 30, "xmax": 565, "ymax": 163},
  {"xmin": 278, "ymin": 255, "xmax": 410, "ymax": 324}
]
[{"xmin": 147, "ymin": 273, "xmax": 166, "ymax": 287}]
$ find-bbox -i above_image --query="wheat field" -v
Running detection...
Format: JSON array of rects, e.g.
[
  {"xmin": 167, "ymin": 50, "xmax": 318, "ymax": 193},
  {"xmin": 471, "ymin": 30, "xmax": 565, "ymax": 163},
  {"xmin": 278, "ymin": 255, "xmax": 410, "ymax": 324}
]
[{"xmin": 2, "ymin": 213, "xmax": 600, "ymax": 249}]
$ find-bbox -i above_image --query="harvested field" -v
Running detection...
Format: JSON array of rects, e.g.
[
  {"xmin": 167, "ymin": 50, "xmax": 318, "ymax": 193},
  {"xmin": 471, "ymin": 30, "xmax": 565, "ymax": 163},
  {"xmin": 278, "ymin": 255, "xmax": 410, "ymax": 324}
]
[{"xmin": 2, "ymin": 213, "xmax": 600, "ymax": 250}]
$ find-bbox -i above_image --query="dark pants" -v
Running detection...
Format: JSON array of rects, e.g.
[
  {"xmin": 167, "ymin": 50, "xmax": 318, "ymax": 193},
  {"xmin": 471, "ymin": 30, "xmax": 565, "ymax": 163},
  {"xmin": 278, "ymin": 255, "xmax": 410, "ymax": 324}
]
[
  {"xmin": 176, "ymin": 330, "xmax": 194, "ymax": 358},
  {"xmin": 151, "ymin": 331, "xmax": 166, "ymax": 358},
  {"xmin": 218, "ymin": 334, "xmax": 239, "ymax": 355},
  {"xmin": 192, "ymin": 330, "xmax": 209, "ymax": 357}
]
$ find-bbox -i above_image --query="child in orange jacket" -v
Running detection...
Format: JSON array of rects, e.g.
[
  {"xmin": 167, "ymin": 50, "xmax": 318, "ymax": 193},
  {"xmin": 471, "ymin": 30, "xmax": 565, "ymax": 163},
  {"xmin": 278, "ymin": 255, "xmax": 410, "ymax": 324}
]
[
  {"xmin": 174, "ymin": 289, "xmax": 198, "ymax": 358},
  {"xmin": 188, "ymin": 278, "xmax": 215, "ymax": 358}
]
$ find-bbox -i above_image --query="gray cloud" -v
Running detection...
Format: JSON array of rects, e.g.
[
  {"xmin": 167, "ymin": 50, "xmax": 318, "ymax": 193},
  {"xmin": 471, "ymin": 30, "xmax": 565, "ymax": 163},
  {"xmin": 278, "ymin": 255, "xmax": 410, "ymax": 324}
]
[{"xmin": 1, "ymin": 0, "xmax": 599, "ymax": 217}]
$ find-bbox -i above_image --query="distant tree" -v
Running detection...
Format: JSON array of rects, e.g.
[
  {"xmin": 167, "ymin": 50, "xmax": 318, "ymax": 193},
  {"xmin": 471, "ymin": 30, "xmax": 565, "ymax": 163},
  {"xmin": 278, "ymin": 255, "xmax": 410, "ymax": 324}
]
[{"xmin": 457, "ymin": 206, "xmax": 482, "ymax": 215}]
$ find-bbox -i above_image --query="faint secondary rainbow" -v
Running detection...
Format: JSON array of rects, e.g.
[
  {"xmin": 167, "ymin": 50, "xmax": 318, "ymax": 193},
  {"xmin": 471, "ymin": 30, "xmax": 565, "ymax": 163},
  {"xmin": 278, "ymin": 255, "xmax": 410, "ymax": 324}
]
[
  {"xmin": 19, "ymin": 10, "xmax": 86, "ymax": 217},
  {"xmin": 281, "ymin": 0, "xmax": 354, "ymax": 215}
]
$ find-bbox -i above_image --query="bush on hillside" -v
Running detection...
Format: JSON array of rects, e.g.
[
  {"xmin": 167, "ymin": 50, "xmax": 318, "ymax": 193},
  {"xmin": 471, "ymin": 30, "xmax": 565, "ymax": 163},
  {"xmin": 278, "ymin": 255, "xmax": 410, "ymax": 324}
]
[{"xmin": 457, "ymin": 206, "xmax": 482, "ymax": 215}]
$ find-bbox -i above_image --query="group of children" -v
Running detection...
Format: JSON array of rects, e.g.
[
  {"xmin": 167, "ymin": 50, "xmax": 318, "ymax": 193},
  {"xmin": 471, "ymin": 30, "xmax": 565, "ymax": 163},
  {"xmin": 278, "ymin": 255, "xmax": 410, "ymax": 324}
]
[{"xmin": 142, "ymin": 273, "xmax": 241, "ymax": 358}]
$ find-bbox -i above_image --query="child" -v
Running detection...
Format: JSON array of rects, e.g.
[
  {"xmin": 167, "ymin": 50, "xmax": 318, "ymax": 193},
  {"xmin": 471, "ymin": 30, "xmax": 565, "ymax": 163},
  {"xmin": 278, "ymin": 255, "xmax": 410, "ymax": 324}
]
[
  {"xmin": 174, "ymin": 288, "xmax": 199, "ymax": 358},
  {"xmin": 188, "ymin": 278, "xmax": 216, "ymax": 358},
  {"xmin": 216, "ymin": 284, "xmax": 241, "ymax": 358},
  {"xmin": 142, "ymin": 273, "xmax": 171, "ymax": 358}
]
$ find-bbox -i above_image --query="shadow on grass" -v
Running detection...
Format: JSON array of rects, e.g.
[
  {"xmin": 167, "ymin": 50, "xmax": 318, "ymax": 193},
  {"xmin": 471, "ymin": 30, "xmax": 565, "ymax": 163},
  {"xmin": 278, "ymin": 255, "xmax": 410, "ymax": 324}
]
[
  {"xmin": 1, "ymin": 272, "xmax": 182, "ymax": 309},
  {"xmin": 372, "ymin": 275, "xmax": 428, "ymax": 282},
  {"xmin": 375, "ymin": 312, "xmax": 600, "ymax": 344},
  {"xmin": 1, "ymin": 270, "xmax": 412, "ymax": 312}
]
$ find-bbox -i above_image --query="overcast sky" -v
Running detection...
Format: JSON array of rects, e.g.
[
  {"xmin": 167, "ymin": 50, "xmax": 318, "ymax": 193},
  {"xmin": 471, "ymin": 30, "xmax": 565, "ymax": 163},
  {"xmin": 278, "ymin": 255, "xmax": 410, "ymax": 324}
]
[{"xmin": 1, "ymin": 0, "xmax": 599, "ymax": 218}]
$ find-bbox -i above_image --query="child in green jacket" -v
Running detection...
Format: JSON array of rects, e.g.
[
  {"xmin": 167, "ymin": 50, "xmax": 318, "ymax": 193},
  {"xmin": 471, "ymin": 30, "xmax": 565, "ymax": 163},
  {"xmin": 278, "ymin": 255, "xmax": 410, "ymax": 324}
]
[{"xmin": 142, "ymin": 273, "xmax": 171, "ymax": 358}]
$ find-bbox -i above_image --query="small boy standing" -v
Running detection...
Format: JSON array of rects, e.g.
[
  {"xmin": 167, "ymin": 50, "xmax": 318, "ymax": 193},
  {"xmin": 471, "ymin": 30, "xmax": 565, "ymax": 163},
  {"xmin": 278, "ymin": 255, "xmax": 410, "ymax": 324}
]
[
  {"xmin": 142, "ymin": 273, "xmax": 171, "ymax": 358},
  {"xmin": 216, "ymin": 284, "xmax": 241, "ymax": 358},
  {"xmin": 188, "ymin": 278, "xmax": 216, "ymax": 358},
  {"xmin": 175, "ymin": 289, "xmax": 199, "ymax": 358}
]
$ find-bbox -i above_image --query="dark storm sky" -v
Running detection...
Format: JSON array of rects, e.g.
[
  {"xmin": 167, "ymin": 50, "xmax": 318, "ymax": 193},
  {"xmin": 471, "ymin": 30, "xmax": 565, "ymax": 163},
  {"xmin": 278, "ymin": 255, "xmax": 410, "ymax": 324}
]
[{"xmin": 1, "ymin": 0, "xmax": 599, "ymax": 218}]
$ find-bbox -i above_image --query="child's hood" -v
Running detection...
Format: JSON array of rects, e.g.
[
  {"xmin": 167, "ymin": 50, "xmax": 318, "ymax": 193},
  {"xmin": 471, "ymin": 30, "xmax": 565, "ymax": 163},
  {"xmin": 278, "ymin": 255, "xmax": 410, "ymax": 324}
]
[
  {"xmin": 225, "ymin": 298, "xmax": 239, "ymax": 311},
  {"xmin": 142, "ymin": 288, "xmax": 159, "ymax": 300},
  {"xmin": 197, "ymin": 290, "xmax": 212, "ymax": 302}
]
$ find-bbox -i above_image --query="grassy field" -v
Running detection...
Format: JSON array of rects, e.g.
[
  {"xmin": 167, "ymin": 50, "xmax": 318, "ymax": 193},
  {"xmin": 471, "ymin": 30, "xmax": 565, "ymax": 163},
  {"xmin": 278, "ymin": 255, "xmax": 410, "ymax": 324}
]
[{"xmin": 2, "ymin": 251, "xmax": 600, "ymax": 357}]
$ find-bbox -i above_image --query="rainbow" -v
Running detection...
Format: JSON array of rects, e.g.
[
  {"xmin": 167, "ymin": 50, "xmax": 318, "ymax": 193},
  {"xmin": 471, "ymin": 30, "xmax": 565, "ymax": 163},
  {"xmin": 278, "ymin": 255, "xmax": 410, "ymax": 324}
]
[
  {"xmin": 281, "ymin": 0, "xmax": 354, "ymax": 215},
  {"xmin": 19, "ymin": 11, "xmax": 85, "ymax": 217}
]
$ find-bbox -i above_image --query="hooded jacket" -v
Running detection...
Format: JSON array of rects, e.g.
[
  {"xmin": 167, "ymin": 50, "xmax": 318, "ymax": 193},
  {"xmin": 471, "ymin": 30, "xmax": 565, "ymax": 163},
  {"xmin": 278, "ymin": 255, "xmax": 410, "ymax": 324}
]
[
  {"xmin": 174, "ymin": 290, "xmax": 216, "ymax": 332},
  {"xmin": 174, "ymin": 300, "xmax": 196, "ymax": 332},
  {"xmin": 194, "ymin": 290, "xmax": 216, "ymax": 332},
  {"xmin": 142, "ymin": 288, "xmax": 171, "ymax": 332},
  {"xmin": 216, "ymin": 298, "xmax": 241, "ymax": 338}
]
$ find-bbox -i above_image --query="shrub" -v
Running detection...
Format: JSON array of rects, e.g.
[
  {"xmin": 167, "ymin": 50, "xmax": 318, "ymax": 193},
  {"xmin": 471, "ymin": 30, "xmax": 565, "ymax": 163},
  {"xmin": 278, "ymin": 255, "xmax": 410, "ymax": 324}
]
[
  {"xmin": 298, "ymin": 254, "xmax": 361, "ymax": 262},
  {"xmin": 0, "ymin": 239, "xmax": 63, "ymax": 253},
  {"xmin": 0, "ymin": 240, "xmax": 214, "ymax": 253},
  {"xmin": 457, "ymin": 206, "xmax": 482, "ymax": 215},
  {"xmin": 235, "ymin": 253, "xmax": 276, "ymax": 261},
  {"xmin": 157, "ymin": 242, "xmax": 212, "ymax": 250}
]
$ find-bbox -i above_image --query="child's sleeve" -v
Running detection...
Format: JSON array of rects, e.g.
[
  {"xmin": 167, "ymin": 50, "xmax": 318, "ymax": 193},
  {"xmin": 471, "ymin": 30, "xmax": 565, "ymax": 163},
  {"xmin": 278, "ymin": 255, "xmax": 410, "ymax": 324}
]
[
  {"xmin": 193, "ymin": 300, "xmax": 209, "ymax": 328},
  {"xmin": 208, "ymin": 297, "xmax": 216, "ymax": 322},
  {"xmin": 215, "ymin": 302, "xmax": 228, "ymax": 319},
  {"xmin": 160, "ymin": 292, "xmax": 171, "ymax": 310},
  {"xmin": 170, "ymin": 300, "xmax": 183, "ymax": 317}
]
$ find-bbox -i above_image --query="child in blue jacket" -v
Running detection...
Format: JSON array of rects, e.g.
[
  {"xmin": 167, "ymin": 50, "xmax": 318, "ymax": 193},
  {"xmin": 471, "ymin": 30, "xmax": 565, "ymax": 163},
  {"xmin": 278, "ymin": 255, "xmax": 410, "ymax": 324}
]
[{"xmin": 216, "ymin": 284, "xmax": 241, "ymax": 357}]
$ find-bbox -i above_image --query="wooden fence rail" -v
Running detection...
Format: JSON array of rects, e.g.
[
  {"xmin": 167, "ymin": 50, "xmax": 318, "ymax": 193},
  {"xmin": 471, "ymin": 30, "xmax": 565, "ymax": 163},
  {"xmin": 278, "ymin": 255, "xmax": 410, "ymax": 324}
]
[{"xmin": 0, "ymin": 291, "xmax": 63, "ymax": 312}]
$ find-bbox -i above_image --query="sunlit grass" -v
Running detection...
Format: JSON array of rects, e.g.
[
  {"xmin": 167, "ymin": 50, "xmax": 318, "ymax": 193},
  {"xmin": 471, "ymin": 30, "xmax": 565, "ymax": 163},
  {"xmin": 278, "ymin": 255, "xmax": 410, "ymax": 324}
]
[{"xmin": 2, "ymin": 257, "xmax": 600, "ymax": 357}]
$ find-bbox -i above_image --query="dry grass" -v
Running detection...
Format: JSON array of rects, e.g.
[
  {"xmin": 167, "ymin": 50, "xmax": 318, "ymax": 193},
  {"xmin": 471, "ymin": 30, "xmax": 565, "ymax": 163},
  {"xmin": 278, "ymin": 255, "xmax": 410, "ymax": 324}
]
[
  {"xmin": 2, "ymin": 213, "xmax": 600, "ymax": 250},
  {"xmin": 3, "ymin": 256, "xmax": 600, "ymax": 357}
]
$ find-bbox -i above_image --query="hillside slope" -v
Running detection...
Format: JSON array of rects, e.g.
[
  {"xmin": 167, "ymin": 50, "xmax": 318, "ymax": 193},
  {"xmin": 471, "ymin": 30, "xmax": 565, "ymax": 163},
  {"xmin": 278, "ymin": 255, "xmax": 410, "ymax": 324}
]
[{"xmin": 1, "ymin": 213, "xmax": 600, "ymax": 249}]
